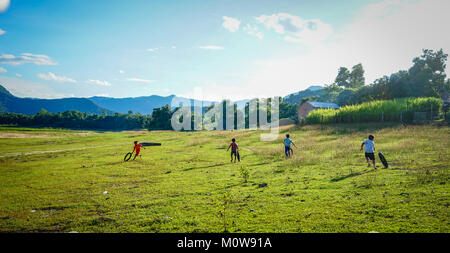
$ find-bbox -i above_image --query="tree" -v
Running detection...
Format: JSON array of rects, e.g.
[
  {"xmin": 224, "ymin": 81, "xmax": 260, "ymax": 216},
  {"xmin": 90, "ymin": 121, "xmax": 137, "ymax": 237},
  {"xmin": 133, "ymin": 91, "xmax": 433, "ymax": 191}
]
[
  {"xmin": 336, "ymin": 89, "xmax": 356, "ymax": 106},
  {"xmin": 335, "ymin": 67, "xmax": 350, "ymax": 88},
  {"xmin": 349, "ymin": 63, "xmax": 365, "ymax": 88},
  {"xmin": 408, "ymin": 48, "xmax": 448, "ymax": 97},
  {"xmin": 0, "ymin": 109, "xmax": 151, "ymax": 130},
  {"xmin": 149, "ymin": 104, "xmax": 173, "ymax": 130},
  {"xmin": 318, "ymin": 83, "xmax": 342, "ymax": 102},
  {"xmin": 323, "ymin": 83, "xmax": 343, "ymax": 93},
  {"xmin": 34, "ymin": 109, "xmax": 52, "ymax": 125},
  {"xmin": 279, "ymin": 101, "xmax": 297, "ymax": 121},
  {"xmin": 335, "ymin": 64, "xmax": 365, "ymax": 89},
  {"xmin": 385, "ymin": 71, "xmax": 410, "ymax": 98}
]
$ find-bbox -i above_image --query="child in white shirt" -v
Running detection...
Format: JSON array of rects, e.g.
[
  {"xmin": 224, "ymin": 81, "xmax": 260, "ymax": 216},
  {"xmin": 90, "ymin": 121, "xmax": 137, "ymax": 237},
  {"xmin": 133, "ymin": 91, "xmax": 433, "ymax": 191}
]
[{"xmin": 360, "ymin": 135, "xmax": 376, "ymax": 169}]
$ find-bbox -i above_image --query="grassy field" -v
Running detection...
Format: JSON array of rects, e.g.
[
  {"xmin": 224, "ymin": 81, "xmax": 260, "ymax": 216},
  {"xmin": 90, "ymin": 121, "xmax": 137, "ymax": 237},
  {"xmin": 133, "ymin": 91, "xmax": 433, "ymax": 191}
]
[{"xmin": 0, "ymin": 124, "xmax": 448, "ymax": 233}]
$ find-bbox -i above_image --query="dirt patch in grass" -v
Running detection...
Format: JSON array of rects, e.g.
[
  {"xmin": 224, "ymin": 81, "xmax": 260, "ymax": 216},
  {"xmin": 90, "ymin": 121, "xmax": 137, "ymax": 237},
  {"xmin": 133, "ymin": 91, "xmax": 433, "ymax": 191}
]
[
  {"xmin": 0, "ymin": 143, "xmax": 124, "ymax": 158},
  {"xmin": 0, "ymin": 133, "xmax": 63, "ymax": 138},
  {"xmin": 0, "ymin": 132, "xmax": 95, "ymax": 138}
]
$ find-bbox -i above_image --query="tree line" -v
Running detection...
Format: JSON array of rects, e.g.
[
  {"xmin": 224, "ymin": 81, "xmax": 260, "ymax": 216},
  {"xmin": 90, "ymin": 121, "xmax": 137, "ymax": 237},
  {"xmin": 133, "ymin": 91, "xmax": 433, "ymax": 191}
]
[
  {"xmin": 152, "ymin": 99, "xmax": 298, "ymax": 131},
  {"xmin": 301, "ymin": 49, "xmax": 450, "ymax": 106},
  {"xmin": 0, "ymin": 109, "xmax": 151, "ymax": 130},
  {"xmin": 0, "ymin": 99, "xmax": 298, "ymax": 131}
]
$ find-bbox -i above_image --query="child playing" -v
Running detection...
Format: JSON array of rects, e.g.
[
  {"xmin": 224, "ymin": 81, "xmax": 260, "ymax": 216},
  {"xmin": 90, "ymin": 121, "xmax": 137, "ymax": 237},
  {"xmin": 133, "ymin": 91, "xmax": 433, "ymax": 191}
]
[
  {"xmin": 284, "ymin": 134, "xmax": 297, "ymax": 158},
  {"xmin": 360, "ymin": 135, "xmax": 376, "ymax": 169},
  {"xmin": 133, "ymin": 141, "xmax": 145, "ymax": 160},
  {"xmin": 226, "ymin": 138, "xmax": 240, "ymax": 162}
]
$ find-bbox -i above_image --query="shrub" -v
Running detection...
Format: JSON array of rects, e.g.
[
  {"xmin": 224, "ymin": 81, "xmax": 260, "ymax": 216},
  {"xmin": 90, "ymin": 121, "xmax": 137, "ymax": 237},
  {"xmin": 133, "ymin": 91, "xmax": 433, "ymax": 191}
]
[
  {"xmin": 239, "ymin": 165, "xmax": 250, "ymax": 183},
  {"xmin": 305, "ymin": 97, "xmax": 442, "ymax": 124}
]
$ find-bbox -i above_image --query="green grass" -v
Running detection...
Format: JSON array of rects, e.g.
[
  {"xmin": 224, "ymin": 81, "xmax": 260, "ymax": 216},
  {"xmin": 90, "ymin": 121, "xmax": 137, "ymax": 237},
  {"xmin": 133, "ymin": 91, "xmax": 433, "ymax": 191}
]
[{"xmin": 0, "ymin": 124, "xmax": 448, "ymax": 233}]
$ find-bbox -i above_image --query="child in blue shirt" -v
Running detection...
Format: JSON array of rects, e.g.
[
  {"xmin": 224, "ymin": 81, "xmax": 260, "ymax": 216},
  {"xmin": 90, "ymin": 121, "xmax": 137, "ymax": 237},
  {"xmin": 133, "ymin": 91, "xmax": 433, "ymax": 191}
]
[{"xmin": 283, "ymin": 134, "xmax": 297, "ymax": 158}]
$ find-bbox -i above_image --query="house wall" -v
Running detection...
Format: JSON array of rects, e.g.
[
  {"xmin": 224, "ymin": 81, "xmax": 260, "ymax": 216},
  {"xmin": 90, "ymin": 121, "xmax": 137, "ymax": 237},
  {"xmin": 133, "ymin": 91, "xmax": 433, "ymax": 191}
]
[{"xmin": 297, "ymin": 102, "xmax": 314, "ymax": 119}]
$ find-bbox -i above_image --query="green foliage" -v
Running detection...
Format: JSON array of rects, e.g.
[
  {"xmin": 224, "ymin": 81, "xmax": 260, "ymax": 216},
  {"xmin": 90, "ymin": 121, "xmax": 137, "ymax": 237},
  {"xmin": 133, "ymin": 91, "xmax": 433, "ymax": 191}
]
[
  {"xmin": 148, "ymin": 105, "xmax": 172, "ymax": 130},
  {"xmin": 213, "ymin": 190, "xmax": 233, "ymax": 232},
  {"xmin": 351, "ymin": 49, "xmax": 447, "ymax": 103},
  {"xmin": 0, "ymin": 109, "xmax": 151, "ymax": 130},
  {"xmin": 320, "ymin": 84, "xmax": 343, "ymax": 102},
  {"xmin": 349, "ymin": 63, "xmax": 365, "ymax": 88},
  {"xmin": 0, "ymin": 104, "xmax": 186, "ymax": 131},
  {"xmin": 279, "ymin": 101, "xmax": 298, "ymax": 122},
  {"xmin": 239, "ymin": 165, "xmax": 250, "ymax": 183},
  {"xmin": 409, "ymin": 49, "xmax": 448, "ymax": 97},
  {"xmin": 335, "ymin": 67, "xmax": 350, "ymax": 88},
  {"xmin": 305, "ymin": 97, "xmax": 443, "ymax": 124},
  {"xmin": 334, "ymin": 64, "xmax": 365, "ymax": 89},
  {"xmin": 336, "ymin": 89, "xmax": 357, "ymax": 106}
]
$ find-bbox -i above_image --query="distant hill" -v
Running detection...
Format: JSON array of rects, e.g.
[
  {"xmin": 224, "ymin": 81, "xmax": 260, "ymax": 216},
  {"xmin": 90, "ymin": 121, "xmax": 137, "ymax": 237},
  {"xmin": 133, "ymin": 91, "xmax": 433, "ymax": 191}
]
[
  {"xmin": 306, "ymin": 85, "xmax": 323, "ymax": 91},
  {"xmin": 0, "ymin": 83, "xmax": 268, "ymax": 116},
  {"xmin": 283, "ymin": 86, "xmax": 324, "ymax": 104},
  {"xmin": 0, "ymin": 84, "xmax": 111, "ymax": 115},
  {"xmin": 89, "ymin": 96, "xmax": 217, "ymax": 115}
]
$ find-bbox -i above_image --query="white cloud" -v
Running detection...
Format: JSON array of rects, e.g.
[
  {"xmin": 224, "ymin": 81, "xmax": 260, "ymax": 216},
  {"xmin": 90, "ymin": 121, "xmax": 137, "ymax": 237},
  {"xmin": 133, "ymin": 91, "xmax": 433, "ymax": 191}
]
[
  {"xmin": 0, "ymin": 53, "xmax": 58, "ymax": 66},
  {"xmin": 0, "ymin": 66, "xmax": 6, "ymax": 73},
  {"xmin": 119, "ymin": 70, "xmax": 125, "ymax": 74},
  {"xmin": 243, "ymin": 24, "xmax": 263, "ymax": 40},
  {"xmin": 255, "ymin": 13, "xmax": 333, "ymax": 45},
  {"xmin": 95, "ymin": 93, "xmax": 110, "ymax": 97},
  {"xmin": 0, "ymin": 28, "xmax": 5, "ymax": 35},
  {"xmin": 86, "ymin": 79, "xmax": 111, "ymax": 86},
  {"xmin": 0, "ymin": 76, "xmax": 72, "ymax": 99},
  {"xmin": 187, "ymin": 0, "xmax": 450, "ymax": 100},
  {"xmin": 15, "ymin": 73, "xmax": 22, "ymax": 77},
  {"xmin": 126, "ymin": 78, "xmax": 155, "ymax": 83},
  {"xmin": 37, "ymin": 72, "xmax": 77, "ymax": 83},
  {"xmin": 222, "ymin": 16, "xmax": 241, "ymax": 32},
  {"xmin": 147, "ymin": 46, "xmax": 176, "ymax": 52},
  {"xmin": 199, "ymin": 45, "xmax": 224, "ymax": 50},
  {"xmin": 0, "ymin": 0, "xmax": 10, "ymax": 13}
]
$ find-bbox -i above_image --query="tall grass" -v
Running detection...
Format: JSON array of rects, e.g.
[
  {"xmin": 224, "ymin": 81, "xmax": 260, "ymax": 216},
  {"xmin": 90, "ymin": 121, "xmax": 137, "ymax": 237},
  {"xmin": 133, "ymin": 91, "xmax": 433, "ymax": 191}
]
[{"xmin": 305, "ymin": 97, "xmax": 442, "ymax": 124}]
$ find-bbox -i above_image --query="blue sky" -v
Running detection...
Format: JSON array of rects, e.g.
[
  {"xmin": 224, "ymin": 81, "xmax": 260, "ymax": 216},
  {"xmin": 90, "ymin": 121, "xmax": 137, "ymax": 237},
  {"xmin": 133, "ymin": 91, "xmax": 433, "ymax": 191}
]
[{"xmin": 0, "ymin": 0, "xmax": 449, "ymax": 101}]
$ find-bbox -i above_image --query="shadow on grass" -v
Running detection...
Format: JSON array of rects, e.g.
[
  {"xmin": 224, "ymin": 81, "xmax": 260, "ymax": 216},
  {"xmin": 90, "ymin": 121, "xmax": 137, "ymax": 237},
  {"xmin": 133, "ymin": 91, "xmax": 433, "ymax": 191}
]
[
  {"xmin": 183, "ymin": 161, "xmax": 270, "ymax": 171},
  {"xmin": 248, "ymin": 162, "xmax": 270, "ymax": 167},
  {"xmin": 183, "ymin": 163, "xmax": 227, "ymax": 171},
  {"xmin": 330, "ymin": 168, "xmax": 376, "ymax": 182},
  {"xmin": 304, "ymin": 122, "xmax": 405, "ymax": 135},
  {"xmin": 104, "ymin": 161, "xmax": 125, "ymax": 166}
]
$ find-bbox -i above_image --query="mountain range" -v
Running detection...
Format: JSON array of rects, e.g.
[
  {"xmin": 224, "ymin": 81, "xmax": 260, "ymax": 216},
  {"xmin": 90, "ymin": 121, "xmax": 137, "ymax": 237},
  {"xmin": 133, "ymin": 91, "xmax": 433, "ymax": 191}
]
[
  {"xmin": 89, "ymin": 95, "xmax": 217, "ymax": 115},
  {"xmin": 0, "ymin": 84, "xmax": 111, "ymax": 115},
  {"xmin": 0, "ymin": 84, "xmax": 323, "ymax": 115}
]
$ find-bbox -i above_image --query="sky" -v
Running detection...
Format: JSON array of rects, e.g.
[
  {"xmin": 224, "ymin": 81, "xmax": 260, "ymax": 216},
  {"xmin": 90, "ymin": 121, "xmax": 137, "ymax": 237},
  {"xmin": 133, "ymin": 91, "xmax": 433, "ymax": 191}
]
[{"xmin": 0, "ymin": 0, "xmax": 449, "ymax": 101}]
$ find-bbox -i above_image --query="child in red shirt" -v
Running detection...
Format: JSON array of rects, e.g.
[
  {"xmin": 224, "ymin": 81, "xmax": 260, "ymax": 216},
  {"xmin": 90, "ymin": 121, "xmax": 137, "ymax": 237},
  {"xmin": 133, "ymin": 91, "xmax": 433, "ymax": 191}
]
[
  {"xmin": 226, "ymin": 138, "xmax": 240, "ymax": 162},
  {"xmin": 133, "ymin": 141, "xmax": 145, "ymax": 160}
]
